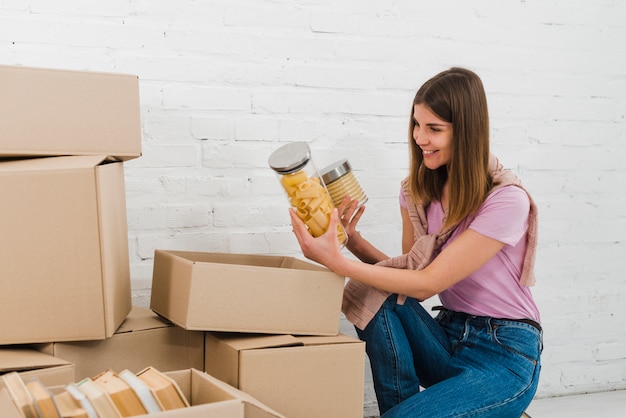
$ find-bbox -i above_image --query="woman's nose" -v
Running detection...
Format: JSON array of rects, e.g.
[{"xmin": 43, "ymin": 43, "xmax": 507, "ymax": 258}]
[{"xmin": 414, "ymin": 127, "xmax": 426, "ymax": 145}]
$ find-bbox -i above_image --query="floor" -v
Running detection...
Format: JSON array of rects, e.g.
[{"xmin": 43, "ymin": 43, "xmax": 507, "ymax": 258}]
[{"xmin": 525, "ymin": 390, "xmax": 626, "ymax": 417}]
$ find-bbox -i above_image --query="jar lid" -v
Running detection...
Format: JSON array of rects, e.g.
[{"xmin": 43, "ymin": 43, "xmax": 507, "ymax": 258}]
[
  {"xmin": 320, "ymin": 159, "xmax": 352, "ymax": 184},
  {"xmin": 268, "ymin": 142, "xmax": 311, "ymax": 174}
]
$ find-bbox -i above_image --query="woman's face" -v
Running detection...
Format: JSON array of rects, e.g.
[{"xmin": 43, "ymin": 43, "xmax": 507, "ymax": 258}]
[{"xmin": 412, "ymin": 104, "xmax": 453, "ymax": 170}]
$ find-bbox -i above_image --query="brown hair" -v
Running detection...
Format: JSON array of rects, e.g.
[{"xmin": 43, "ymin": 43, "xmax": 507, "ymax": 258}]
[{"xmin": 407, "ymin": 67, "xmax": 492, "ymax": 228}]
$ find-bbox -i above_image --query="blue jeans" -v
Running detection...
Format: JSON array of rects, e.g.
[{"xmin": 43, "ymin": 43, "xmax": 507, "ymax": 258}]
[{"xmin": 355, "ymin": 295, "xmax": 542, "ymax": 417}]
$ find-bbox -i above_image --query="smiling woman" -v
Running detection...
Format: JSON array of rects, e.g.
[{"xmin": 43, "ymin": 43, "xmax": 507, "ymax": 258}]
[
  {"xmin": 407, "ymin": 67, "xmax": 493, "ymax": 231},
  {"xmin": 288, "ymin": 67, "xmax": 541, "ymax": 417}
]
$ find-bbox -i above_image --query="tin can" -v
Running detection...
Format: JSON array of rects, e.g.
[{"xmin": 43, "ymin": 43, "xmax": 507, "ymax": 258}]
[
  {"xmin": 268, "ymin": 142, "xmax": 347, "ymax": 246},
  {"xmin": 320, "ymin": 159, "xmax": 368, "ymax": 209}
]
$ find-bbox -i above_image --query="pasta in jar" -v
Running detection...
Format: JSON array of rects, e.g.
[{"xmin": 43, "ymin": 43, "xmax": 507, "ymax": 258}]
[
  {"xmin": 280, "ymin": 170, "xmax": 347, "ymax": 244},
  {"xmin": 269, "ymin": 142, "xmax": 347, "ymax": 246}
]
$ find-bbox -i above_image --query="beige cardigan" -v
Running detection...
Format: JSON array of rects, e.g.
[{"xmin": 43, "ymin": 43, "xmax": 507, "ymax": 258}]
[{"xmin": 342, "ymin": 156, "xmax": 538, "ymax": 330}]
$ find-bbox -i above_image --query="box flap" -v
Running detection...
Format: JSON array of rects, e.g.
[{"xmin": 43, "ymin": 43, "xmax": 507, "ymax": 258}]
[
  {"xmin": 0, "ymin": 348, "xmax": 71, "ymax": 373},
  {"xmin": 0, "ymin": 155, "xmax": 111, "ymax": 173},
  {"xmin": 165, "ymin": 250, "xmax": 334, "ymax": 275},
  {"xmin": 168, "ymin": 369, "xmax": 245, "ymax": 418},
  {"xmin": 115, "ymin": 306, "xmax": 172, "ymax": 334},
  {"xmin": 169, "ymin": 251, "xmax": 288, "ymax": 269},
  {"xmin": 278, "ymin": 256, "xmax": 330, "ymax": 273},
  {"xmin": 190, "ymin": 370, "xmax": 286, "ymax": 418},
  {"xmin": 17, "ymin": 364, "xmax": 75, "ymax": 388},
  {"xmin": 295, "ymin": 333, "xmax": 364, "ymax": 347},
  {"xmin": 211, "ymin": 334, "xmax": 303, "ymax": 352}
]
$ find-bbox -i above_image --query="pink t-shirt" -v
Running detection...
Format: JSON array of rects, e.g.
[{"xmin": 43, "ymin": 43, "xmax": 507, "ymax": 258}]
[{"xmin": 401, "ymin": 186, "xmax": 540, "ymax": 321}]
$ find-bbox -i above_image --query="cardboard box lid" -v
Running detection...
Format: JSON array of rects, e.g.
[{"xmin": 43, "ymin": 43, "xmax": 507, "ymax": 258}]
[
  {"xmin": 208, "ymin": 333, "xmax": 361, "ymax": 352},
  {"xmin": 0, "ymin": 348, "xmax": 71, "ymax": 373},
  {"xmin": 115, "ymin": 306, "xmax": 173, "ymax": 334},
  {"xmin": 208, "ymin": 334, "xmax": 303, "ymax": 352},
  {"xmin": 0, "ymin": 64, "xmax": 141, "ymax": 161},
  {"xmin": 0, "ymin": 347, "xmax": 74, "ymax": 391},
  {"xmin": 0, "ymin": 154, "xmax": 111, "ymax": 172}
]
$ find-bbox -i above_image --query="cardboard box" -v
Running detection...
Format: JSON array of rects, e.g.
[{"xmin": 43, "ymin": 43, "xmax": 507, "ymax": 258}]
[
  {"xmin": 0, "ymin": 64, "xmax": 141, "ymax": 161},
  {"xmin": 0, "ymin": 155, "xmax": 131, "ymax": 344},
  {"xmin": 205, "ymin": 332, "xmax": 366, "ymax": 418},
  {"xmin": 0, "ymin": 369, "xmax": 285, "ymax": 418},
  {"xmin": 150, "ymin": 250, "xmax": 345, "ymax": 336},
  {"xmin": 35, "ymin": 306, "xmax": 205, "ymax": 380},
  {"xmin": 137, "ymin": 369, "xmax": 285, "ymax": 418},
  {"xmin": 0, "ymin": 347, "xmax": 74, "ymax": 388}
]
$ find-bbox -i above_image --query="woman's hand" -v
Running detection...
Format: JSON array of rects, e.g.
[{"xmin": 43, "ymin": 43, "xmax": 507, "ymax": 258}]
[
  {"xmin": 289, "ymin": 207, "xmax": 344, "ymax": 271},
  {"xmin": 337, "ymin": 196, "xmax": 365, "ymax": 249}
]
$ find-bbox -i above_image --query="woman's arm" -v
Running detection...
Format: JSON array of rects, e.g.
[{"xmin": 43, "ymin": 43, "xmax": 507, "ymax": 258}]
[{"xmin": 290, "ymin": 208, "xmax": 505, "ymax": 300}]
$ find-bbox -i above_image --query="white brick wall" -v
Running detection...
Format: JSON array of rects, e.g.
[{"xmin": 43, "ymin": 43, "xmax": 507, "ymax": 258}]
[{"xmin": 2, "ymin": 0, "xmax": 625, "ymax": 413}]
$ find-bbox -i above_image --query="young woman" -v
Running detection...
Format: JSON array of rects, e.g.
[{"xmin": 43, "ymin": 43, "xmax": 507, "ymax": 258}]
[{"xmin": 289, "ymin": 67, "xmax": 541, "ymax": 417}]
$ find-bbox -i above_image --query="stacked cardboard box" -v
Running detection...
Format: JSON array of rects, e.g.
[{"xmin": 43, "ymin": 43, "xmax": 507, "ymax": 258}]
[
  {"xmin": 150, "ymin": 250, "xmax": 367, "ymax": 418},
  {"xmin": 0, "ymin": 64, "xmax": 142, "ymax": 345},
  {"xmin": 0, "ymin": 64, "xmax": 366, "ymax": 418},
  {"xmin": 0, "ymin": 65, "xmax": 250, "ymax": 417}
]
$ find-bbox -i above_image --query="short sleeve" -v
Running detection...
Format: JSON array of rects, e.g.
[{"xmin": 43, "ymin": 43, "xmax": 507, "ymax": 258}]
[{"xmin": 469, "ymin": 186, "xmax": 530, "ymax": 246}]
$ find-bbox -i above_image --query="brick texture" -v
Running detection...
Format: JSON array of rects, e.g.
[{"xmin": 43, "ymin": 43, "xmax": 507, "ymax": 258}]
[{"xmin": 1, "ymin": 1, "xmax": 624, "ymax": 414}]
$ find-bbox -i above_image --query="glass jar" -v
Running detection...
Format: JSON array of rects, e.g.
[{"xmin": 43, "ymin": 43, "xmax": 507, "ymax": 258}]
[
  {"xmin": 268, "ymin": 142, "xmax": 347, "ymax": 246},
  {"xmin": 319, "ymin": 159, "xmax": 368, "ymax": 209}
]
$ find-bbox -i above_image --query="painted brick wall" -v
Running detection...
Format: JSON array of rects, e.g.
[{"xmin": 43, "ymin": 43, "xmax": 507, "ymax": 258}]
[{"xmin": 2, "ymin": 1, "xmax": 624, "ymax": 415}]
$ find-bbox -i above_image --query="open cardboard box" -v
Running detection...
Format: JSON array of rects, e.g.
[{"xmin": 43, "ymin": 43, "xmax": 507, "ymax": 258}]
[
  {"xmin": 0, "ymin": 155, "xmax": 132, "ymax": 344},
  {"xmin": 35, "ymin": 306, "xmax": 205, "ymax": 380},
  {"xmin": 205, "ymin": 332, "xmax": 366, "ymax": 418},
  {"xmin": 150, "ymin": 250, "xmax": 345, "ymax": 336},
  {"xmin": 0, "ymin": 347, "xmax": 74, "ymax": 389},
  {"xmin": 0, "ymin": 64, "xmax": 141, "ymax": 161},
  {"xmin": 0, "ymin": 369, "xmax": 284, "ymax": 418},
  {"xmin": 154, "ymin": 369, "xmax": 286, "ymax": 418}
]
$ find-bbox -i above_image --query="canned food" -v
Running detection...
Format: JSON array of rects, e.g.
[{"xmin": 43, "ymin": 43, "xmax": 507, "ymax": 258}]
[{"xmin": 268, "ymin": 142, "xmax": 347, "ymax": 246}]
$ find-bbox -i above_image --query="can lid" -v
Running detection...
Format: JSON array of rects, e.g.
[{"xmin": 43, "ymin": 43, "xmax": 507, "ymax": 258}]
[
  {"xmin": 268, "ymin": 142, "xmax": 311, "ymax": 174},
  {"xmin": 320, "ymin": 159, "xmax": 352, "ymax": 184}
]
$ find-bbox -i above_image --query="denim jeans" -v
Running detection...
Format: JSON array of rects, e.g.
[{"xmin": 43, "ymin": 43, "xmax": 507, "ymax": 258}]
[{"xmin": 355, "ymin": 294, "xmax": 542, "ymax": 418}]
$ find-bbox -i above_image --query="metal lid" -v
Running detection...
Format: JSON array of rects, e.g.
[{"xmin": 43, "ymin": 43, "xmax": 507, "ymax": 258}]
[
  {"xmin": 268, "ymin": 142, "xmax": 311, "ymax": 174},
  {"xmin": 320, "ymin": 159, "xmax": 352, "ymax": 184}
]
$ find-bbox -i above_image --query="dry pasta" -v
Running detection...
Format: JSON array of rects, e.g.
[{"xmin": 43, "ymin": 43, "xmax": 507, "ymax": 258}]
[{"xmin": 279, "ymin": 170, "xmax": 347, "ymax": 245}]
